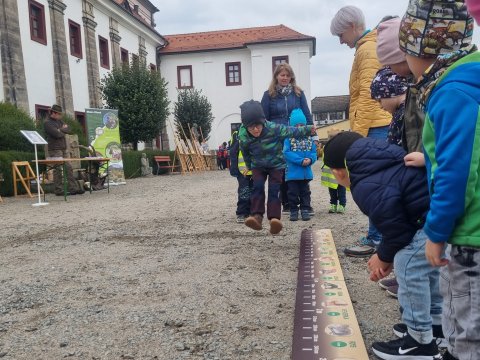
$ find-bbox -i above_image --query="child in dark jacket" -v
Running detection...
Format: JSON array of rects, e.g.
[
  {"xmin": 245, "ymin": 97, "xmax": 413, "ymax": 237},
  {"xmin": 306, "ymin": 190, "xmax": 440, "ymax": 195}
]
[
  {"xmin": 283, "ymin": 109, "xmax": 317, "ymax": 222},
  {"xmin": 238, "ymin": 100, "xmax": 315, "ymax": 235},
  {"xmin": 323, "ymin": 131, "xmax": 443, "ymax": 360}
]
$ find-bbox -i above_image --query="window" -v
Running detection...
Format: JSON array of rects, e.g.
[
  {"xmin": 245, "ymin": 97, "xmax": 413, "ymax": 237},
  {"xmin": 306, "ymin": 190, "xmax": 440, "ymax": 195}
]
[
  {"xmin": 177, "ymin": 65, "xmax": 193, "ymax": 88},
  {"xmin": 29, "ymin": 0, "xmax": 47, "ymax": 45},
  {"xmin": 131, "ymin": 53, "xmax": 139, "ymax": 66},
  {"xmin": 120, "ymin": 48, "xmax": 129, "ymax": 65},
  {"xmin": 98, "ymin": 36, "xmax": 109, "ymax": 69},
  {"xmin": 272, "ymin": 56, "xmax": 289, "ymax": 72},
  {"xmin": 35, "ymin": 104, "xmax": 50, "ymax": 121},
  {"xmin": 225, "ymin": 62, "xmax": 241, "ymax": 86},
  {"xmin": 68, "ymin": 20, "xmax": 82, "ymax": 58},
  {"xmin": 150, "ymin": 63, "xmax": 157, "ymax": 73},
  {"xmin": 75, "ymin": 112, "xmax": 86, "ymax": 136}
]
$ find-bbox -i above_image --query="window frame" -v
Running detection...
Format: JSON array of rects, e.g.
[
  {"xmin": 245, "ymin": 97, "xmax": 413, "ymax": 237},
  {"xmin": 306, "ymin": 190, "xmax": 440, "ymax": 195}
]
[
  {"xmin": 225, "ymin": 62, "xmax": 242, "ymax": 86},
  {"xmin": 98, "ymin": 35, "xmax": 110, "ymax": 69},
  {"xmin": 68, "ymin": 20, "xmax": 82, "ymax": 59},
  {"xmin": 29, "ymin": 0, "xmax": 47, "ymax": 45},
  {"xmin": 35, "ymin": 104, "xmax": 50, "ymax": 121},
  {"xmin": 75, "ymin": 111, "xmax": 87, "ymax": 136},
  {"xmin": 120, "ymin": 48, "xmax": 129, "ymax": 65},
  {"xmin": 272, "ymin": 55, "xmax": 289, "ymax": 72},
  {"xmin": 177, "ymin": 65, "xmax": 193, "ymax": 89}
]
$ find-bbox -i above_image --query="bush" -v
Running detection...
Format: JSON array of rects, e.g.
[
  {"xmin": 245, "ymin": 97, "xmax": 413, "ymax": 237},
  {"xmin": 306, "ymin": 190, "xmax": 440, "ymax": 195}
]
[
  {"xmin": 35, "ymin": 113, "xmax": 88, "ymax": 147},
  {"xmin": 0, "ymin": 102, "xmax": 37, "ymax": 152},
  {"xmin": 0, "ymin": 150, "xmax": 40, "ymax": 197},
  {"xmin": 122, "ymin": 150, "xmax": 175, "ymax": 178}
]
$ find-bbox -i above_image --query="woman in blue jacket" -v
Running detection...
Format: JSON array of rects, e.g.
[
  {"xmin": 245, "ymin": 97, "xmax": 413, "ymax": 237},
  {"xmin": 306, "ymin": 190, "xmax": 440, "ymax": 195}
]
[{"xmin": 261, "ymin": 63, "xmax": 316, "ymax": 214}]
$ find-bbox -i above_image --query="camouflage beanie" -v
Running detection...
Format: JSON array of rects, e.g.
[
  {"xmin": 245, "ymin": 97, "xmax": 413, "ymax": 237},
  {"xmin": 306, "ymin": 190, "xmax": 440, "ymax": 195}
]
[{"xmin": 399, "ymin": 0, "xmax": 474, "ymax": 58}]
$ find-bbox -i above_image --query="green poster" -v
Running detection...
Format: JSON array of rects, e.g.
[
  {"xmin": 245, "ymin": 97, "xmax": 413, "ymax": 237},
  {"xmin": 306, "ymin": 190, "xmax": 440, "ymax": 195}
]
[{"xmin": 85, "ymin": 108, "xmax": 126, "ymax": 185}]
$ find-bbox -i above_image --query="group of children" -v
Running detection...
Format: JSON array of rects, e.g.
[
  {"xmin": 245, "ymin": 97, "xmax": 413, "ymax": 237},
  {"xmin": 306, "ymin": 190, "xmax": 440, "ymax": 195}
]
[{"xmin": 228, "ymin": 1, "xmax": 480, "ymax": 359}]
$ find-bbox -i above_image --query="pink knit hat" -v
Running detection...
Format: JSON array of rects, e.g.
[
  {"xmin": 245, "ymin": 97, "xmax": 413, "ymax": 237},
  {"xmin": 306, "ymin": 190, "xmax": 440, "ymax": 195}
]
[
  {"xmin": 466, "ymin": 0, "xmax": 480, "ymax": 24},
  {"xmin": 376, "ymin": 18, "xmax": 406, "ymax": 66}
]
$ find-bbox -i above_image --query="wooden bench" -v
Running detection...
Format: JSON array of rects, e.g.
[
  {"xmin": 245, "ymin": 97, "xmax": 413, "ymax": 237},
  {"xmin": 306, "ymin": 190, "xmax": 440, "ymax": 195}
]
[{"xmin": 154, "ymin": 156, "xmax": 179, "ymax": 175}]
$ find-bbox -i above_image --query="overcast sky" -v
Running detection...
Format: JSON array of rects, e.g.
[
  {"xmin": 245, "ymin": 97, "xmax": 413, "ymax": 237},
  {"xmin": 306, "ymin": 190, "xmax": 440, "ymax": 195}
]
[{"xmin": 152, "ymin": 0, "xmax": 480, "ymax": 99}]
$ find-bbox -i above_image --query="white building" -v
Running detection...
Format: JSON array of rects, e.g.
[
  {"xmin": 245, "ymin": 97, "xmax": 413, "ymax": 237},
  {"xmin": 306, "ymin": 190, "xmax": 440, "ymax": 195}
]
[
  {"xmin": 158, "ymin": 25, "xmax": 316, "ymax": 149},
  {"xmin": 0, "ymin": 0, "xmax": 165, "ymax": 143},
  {"xmin": 1, "ymin": 1, "xmax": 316, "ymax": 151}
]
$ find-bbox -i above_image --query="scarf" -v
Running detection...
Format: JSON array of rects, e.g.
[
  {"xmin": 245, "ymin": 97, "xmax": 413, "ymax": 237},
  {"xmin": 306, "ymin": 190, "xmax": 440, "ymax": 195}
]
[
  {"xmin": 413, "ymin": 44, "xmax": 478, "ymax": 111},
  {"xmin": 277, "ymin": 84, "xmax": 293, "ymax": 97}
]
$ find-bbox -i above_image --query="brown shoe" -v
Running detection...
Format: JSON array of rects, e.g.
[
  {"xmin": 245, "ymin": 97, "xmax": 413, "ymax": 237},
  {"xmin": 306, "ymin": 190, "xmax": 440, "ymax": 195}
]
[
  {"xmin": 269, "ymin": 218, "xmax": 283, "ymax": 235},
  {"xmin": 245, "ymin": 214, "xmax": 263, "ymax": 231}
]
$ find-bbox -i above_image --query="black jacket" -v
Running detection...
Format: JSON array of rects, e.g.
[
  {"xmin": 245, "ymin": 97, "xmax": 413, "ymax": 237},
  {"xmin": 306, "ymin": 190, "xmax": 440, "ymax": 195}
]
[
  {"xmin": 347, "ymin": 138, "xmax": 429, "ymax": 262},
  {"xmin": 44, "ymin": 117, "xmax": 71, "ymax": 151}
]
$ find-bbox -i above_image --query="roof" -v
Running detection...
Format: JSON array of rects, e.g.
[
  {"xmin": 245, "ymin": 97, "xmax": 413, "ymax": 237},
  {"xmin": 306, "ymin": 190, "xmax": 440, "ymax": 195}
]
[
  {"xmin": 311, "ymin": 95, "xmax": 350, "ymax": 113},
  {"xmin": 158, "ymin": 24, "xmax": 316, "ymax": 55}
]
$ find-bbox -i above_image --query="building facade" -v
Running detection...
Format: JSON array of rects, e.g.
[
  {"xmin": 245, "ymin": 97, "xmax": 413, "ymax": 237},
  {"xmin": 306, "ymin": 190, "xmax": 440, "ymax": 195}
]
[
  {"xmin": 311, "ymin": 95, "xmax": 350, "ymax": 127},
  {"xmin": 0, "ymin": 0, "xmax": 166, "ymax": 141},
  {"xmin": 158, "ymin": 25, "xmax": 316, "ymax": 149}
]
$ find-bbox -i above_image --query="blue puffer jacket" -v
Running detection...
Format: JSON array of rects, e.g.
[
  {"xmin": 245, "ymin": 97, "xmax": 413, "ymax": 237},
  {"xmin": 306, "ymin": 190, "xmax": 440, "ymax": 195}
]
[
  {"xmin": 283, "ymin": 137, "xmax": 317, "ymax": 181},
  {"xmin": 261, "ymin": 90, "xmax": 313, "ymax": 126},
  {"xmin": 347, "ymin": 138, "xmax": 430, "ymax": 263}
]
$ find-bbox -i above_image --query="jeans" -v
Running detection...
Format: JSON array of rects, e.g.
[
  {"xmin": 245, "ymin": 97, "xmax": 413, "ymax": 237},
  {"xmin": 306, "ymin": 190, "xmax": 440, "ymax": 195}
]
[
  {"xmin": 286, "ymin": 179, "xmax": 311, "ymax": 211},
  {"xmin": 328, "ymin": 186, "xmax": 346, "ymax": 206},
  {"xmin": 394, "ymin": 229, "xmax": 443, "ymax": 344},
  {"xmin": 251, "ymin": 168, "xmax": 283, "ymax": 220},
  {"xmin": 366, "ymin": 126, "xmax": 389, "ymax": 244},
  {"xmin": 440, "ymin": 245, "xmax": 480, "ymax": 360},
  {"xmin": 236, "ymin": 174, "xmax": 253, "ymax": 216}
]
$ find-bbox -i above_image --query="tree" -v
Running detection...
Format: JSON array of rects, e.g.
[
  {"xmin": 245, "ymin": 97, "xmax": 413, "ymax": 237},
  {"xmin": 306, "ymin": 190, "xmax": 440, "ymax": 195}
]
[
  {"xmin": 100, "ymin": 61, "xmax": 170, "ymax": 150},
  {"xmin": 0, "ymin": 102, "xmax": 36, "ymax": 152},
  {"xmin": 174, "ymin": 88, "xmax": 214, "ymax": 141}
]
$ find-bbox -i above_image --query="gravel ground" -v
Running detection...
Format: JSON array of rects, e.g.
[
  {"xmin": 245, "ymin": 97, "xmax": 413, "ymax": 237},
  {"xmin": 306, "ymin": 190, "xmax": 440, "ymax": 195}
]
[{"xmin": 0, "ymin": 164, "xmax": 401, "ymax": 359}]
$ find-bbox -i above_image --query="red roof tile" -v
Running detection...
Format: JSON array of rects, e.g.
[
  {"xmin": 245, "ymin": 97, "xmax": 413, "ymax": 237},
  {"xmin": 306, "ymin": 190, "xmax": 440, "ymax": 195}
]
[{"xmin": 159, "ymin": 25, "xmax": 315, "ymax": 55}]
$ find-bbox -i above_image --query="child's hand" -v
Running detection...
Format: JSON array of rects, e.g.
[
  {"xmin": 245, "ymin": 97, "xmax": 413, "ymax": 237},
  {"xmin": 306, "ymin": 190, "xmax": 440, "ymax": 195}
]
[
  {"xmin": 367, "ymin": 254, "xmax": 393, "ymax": 281},
  {"xmin": 241, "ymin": 168, "xmax": 250, "ymax": 176},
  {"xmin": 425, "ymin": 239, "xmax": 448, "ymax": 267},
  {"xmin": 404, "ymin": 152, "xmax": 425, "ymax": 167},
  {"xmin": 302, "ymin": 158, "xmax": 311, "ymax": 166}
]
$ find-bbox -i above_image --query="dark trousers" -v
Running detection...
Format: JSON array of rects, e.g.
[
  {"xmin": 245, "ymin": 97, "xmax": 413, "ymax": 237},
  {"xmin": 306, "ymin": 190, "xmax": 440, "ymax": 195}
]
[
  {"xmin": 287, "ymin": 180, "xmax": 311, "ymax": 211},
  {"xmin": 328, "ymin": 186, "xmax": 346, "ymax": 206},
  {"xmin": 251, "ymin": 168, "xmax": 283, "ymax": 220},
  {"xmin": 48, "ymin": 149, "xmax": 79, "ymax": 194},
  {"xmin": 236, "ymin": 174, "xmax": 253, "ymax": 216}
]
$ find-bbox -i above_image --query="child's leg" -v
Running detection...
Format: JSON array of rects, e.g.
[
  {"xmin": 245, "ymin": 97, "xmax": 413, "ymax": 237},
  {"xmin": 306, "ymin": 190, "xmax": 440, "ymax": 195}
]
[
  {"xmin": 287, "ymin": 180, "xmax": 300, "ymax": 211},
  {"xmin": 440, "ymin": 246, "xmax": 458, "ymax": 358},
  {"xmin": 337, "ymin": 185, "xmax": 347, "ymax": 207},
  {"xmin": 280, "ymin": 171, "xmax": 289, "ymax": 210},
  {"xmin": 266, "ymin": 169, "xmax": 283, "ymax": 220},
  {"xmin": 447, "ymin": 245, "xmax": 480, "ymax": 359},
  {"xmin": 394, "ymin": 229, "xmax": 440, "ymax": 344},
  {"xmin": 328, "ymin": 187, "xmax": 338, "ymax": 205},
  {"xmin": 251, "ymin": 168, "xmax": 267, "ymax": 216},
  {"xmin": 299, "ymin": 180, "xmax": 311, "ymax": 211},
  {"xmin": 236, "ymin": 174, "xmax": 252, "ymax": 216}
]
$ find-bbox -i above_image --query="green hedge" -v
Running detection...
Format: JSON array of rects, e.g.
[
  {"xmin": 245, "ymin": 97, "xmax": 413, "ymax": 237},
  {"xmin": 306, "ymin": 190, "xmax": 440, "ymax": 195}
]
[
  {"xmin": 0, "ymin": 150, "xmax": 41, "ymax": 197},
  {"xmin": 0, "ymin": 103, "xmax": 37, "ymax": 152},
  {"xmin": 122, "ymin": 149, "xmax": 176, "ymax": 178}
]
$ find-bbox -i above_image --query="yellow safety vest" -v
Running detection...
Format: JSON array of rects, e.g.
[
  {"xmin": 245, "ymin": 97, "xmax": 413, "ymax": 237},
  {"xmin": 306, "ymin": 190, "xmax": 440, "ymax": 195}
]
[{"xmin": 321, "ymin": 165, "xmax": 339, "ymax": 189}]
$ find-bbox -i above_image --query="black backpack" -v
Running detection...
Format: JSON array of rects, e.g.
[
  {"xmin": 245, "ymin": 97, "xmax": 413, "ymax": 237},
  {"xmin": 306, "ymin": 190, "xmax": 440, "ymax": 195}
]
[{"xmin": 229, "ymin": 131, "xmax": 240, "ymax": 177}]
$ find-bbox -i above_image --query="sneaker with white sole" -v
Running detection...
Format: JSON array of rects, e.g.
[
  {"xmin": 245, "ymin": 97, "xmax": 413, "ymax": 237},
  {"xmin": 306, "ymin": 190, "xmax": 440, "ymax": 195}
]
[
  {"xmin": 386, "ymin": 284, "xmax": 399, "ymax": 298},
  {"xmin": 236, "ymin": 215, "xmax": 246, "ymax": 223},
  {"xmin": 328, "ymin": 204, "xmax": 337, "ymax": 213},
  {"xmin": 343, "ymin": 236, "xmax": 377, "ymax": 257},
  {"xmin": 393, "ymin": 323, "xmax": 447, "ymax": 348},
  {"xmin": 372, "ymin": 333, "xmax": 441, "ymax": 360},
  {"xmin": 379, "ymin": 277, "xmax": 398, "ymax": 290}
]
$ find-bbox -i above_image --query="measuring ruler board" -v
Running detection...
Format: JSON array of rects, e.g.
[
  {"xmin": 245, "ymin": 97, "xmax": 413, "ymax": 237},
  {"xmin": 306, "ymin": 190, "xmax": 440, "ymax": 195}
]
[{"xmin": 292, "ymin": 229, "xmax": 369, "ymax": 360}]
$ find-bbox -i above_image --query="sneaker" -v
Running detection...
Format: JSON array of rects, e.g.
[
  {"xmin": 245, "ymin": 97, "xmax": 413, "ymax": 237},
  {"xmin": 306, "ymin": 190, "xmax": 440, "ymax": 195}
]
[
  {"xmin": 282, "ymin": 205, "xmax": 290, "ymax": 214},
  {"xmin": 337, "ymin": 205, "xmax": 345, "ymax": 214},
  {"xmin": 245, "ymin": 214, "xmax": 263, "ymax": 231},
  {"xmin": 393, "ymin": 323, "xmax": 447, "ymax": 348},
  {"xmin": 386, "ymin": 284, "xmax": 399, "ymax": 298},
  {"xmin": 301, "ymin": 209, "xmax": 311, "ymax": 221},
  {"xmin": 372, "ymin": 333, "xmax": 441, "ymax": 360},
  {"xmin": 269, "ymin": 218, "xmax": 283, "ymax": 235},
  {"xmin": 343, "ymin": 236, "xmax": 377, "ymax": 257},
  {"xmin": 328, "ymin": 204, "xmax": 337, "ymax": 213},
  {"xmin": 308, "ymin": 207, "xmax": 315, "ymax": 217},
  {"xmin": 379, "ymin": 277, "xmax": 398, "ymax": 290},
  {"xmin": 236, "ymin": 215, "xmax": 246, "ymax": 223},
  {"xmin": 290, "ymin": 210, "xmax": 299, "ymax": 222}
]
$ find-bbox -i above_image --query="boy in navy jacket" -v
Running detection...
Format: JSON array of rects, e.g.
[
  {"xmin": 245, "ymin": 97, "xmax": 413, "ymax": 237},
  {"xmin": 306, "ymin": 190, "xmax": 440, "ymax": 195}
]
[{"xmin": 323, "ymin": 131, "xmax": 443, "ymax": 360}]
